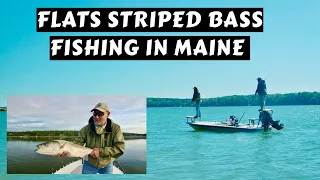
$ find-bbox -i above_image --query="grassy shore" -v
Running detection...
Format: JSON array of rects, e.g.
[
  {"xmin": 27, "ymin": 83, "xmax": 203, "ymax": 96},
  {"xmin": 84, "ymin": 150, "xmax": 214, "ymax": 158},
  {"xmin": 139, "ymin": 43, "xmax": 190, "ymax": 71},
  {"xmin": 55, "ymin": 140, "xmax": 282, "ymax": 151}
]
[
  {"xmin": 7, "ymin": 135, "xmax": 146, "ymax": 139},
  {"xmin": 8, "ymin": 136, "xmax": 77, "ymax": 138}
]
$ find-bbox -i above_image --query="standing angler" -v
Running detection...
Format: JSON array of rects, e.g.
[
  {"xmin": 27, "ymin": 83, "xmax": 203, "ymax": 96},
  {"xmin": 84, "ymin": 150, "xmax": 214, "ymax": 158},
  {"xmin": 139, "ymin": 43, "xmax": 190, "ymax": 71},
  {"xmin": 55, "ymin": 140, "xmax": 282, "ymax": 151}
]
[
  {"xmin": 255, "ymin": 77, "xmax": 267, "ymax": 111},
  {"xmin": 192, "ymin": 87, "xmax": 202, "ymax": 118}
]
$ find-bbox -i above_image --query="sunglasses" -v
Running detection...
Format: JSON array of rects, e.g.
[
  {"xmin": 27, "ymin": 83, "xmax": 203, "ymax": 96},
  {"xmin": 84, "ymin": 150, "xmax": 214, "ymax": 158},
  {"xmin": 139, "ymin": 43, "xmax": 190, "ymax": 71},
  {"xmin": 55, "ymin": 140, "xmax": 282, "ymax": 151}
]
[{"xmin": 93, "ymin": 112, "xmax": 104, "ymax": 117}]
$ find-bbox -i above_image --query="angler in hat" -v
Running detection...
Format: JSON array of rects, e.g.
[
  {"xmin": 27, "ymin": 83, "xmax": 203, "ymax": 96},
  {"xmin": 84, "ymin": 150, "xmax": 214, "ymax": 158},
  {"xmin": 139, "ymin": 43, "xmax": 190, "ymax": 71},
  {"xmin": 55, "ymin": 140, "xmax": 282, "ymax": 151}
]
[
  {"xmin": 58, "ymin": 102, "xmax": 125, "ymax": 174},
  {"xmin": 192, "ymin": 87, "xmax": 202, "ymax": 118},
  {"xmin": 255, "ymin": 77, "xmax": 267, "ymax": 111}
]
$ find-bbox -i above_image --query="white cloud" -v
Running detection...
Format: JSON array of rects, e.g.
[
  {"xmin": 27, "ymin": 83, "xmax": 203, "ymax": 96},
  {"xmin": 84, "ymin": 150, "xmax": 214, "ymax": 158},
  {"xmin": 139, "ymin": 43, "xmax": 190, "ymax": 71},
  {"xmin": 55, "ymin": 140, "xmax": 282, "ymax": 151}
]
[{"xmin": 7, "ymin": 96, "xmax": 146, "ymax": 134}]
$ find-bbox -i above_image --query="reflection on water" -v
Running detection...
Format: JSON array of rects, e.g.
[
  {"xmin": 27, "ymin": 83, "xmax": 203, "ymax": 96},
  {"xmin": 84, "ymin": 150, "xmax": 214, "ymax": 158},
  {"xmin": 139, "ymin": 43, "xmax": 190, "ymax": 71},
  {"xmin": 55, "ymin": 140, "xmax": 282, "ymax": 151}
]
[
  {"xmin": 7, "ymin": 136, "xmax": 76, "ymax": 142},
  {"xmin": 7, "ymin": 137, "xmax": 146, "ymax": 174}
]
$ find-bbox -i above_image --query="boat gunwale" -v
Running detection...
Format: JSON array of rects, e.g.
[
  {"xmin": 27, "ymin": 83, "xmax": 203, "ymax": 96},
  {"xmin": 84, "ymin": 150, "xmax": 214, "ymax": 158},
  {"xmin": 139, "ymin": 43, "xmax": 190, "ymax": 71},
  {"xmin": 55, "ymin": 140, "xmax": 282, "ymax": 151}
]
[
  {"xmin": 53, "ymin": 159, "xmax": 124, "ymax": 174},
  {"xmin": 186, "ymin": 121, "xmax": 264, "ymax": 130}
]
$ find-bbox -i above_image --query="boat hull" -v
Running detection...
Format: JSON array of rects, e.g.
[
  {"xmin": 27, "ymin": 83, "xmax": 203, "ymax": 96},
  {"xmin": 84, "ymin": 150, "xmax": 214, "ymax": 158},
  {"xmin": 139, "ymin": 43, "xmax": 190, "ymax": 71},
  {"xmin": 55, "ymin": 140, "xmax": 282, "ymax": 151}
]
[
  {"xmin": 54, "ymin": 159, "xmax": 124, "ymax": 174},
  {"xmin": 186, "ymin": 122, "xmax": 270, "ymax": 133}
]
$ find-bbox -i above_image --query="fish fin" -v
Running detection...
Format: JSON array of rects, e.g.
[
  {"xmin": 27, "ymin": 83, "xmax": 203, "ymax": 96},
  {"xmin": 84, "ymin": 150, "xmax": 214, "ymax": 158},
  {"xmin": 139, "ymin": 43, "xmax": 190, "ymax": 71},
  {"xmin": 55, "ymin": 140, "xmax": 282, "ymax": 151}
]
[
  {"xmin": 55, "ymin": 140, "xmax": 68, "ymax": 144},
  {"xmin": 60, "ymin": 143, "xmax": 66, "ymax": 149}
]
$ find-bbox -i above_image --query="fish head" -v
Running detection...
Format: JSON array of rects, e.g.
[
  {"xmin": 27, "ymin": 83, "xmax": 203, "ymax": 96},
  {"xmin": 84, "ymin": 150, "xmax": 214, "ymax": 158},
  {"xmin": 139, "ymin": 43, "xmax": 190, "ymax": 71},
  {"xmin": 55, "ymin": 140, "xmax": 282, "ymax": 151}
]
[{"xmin": 35, "ymin": 141, "xmax": 64, "ymax": 156}]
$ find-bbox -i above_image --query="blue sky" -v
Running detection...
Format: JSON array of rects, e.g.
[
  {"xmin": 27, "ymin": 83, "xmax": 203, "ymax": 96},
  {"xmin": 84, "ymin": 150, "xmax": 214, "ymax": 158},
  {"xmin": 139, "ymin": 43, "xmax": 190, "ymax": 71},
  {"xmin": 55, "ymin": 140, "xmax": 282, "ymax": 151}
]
[
  {"xmin": 7, "ymin": 96, "xmax": 146, "ymax": 133},
  {"xmin": 1, "ymin": 0, "xmax": 319, "ymax": 106}
]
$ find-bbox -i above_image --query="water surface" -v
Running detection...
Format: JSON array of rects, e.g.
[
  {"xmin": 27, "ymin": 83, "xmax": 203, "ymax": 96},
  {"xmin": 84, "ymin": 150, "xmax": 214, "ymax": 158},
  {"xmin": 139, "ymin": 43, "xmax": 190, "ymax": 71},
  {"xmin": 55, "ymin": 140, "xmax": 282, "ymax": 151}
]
[
  {"xmin": 2, "ymin": 105, "xmax": 320, "ymax": 179},
  {"xmin": 6, "ymin": 127, "xmax": 146, "ymax": 174}
]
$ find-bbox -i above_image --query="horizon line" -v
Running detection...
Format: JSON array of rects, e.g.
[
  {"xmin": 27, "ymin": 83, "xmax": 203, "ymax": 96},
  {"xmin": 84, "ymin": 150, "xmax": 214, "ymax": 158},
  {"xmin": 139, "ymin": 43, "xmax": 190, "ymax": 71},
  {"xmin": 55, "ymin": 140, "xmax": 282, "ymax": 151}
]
[
  {"xmin": 1, "ymin": 91, "xmax": 319, "ymax": 107},
  {"xmin": 147, "ymin": 91, "xmax": 320, "ymax": 99},
  {"xmin": 7, "ymin": 130, "xmax": 146, "ymax": 135}
]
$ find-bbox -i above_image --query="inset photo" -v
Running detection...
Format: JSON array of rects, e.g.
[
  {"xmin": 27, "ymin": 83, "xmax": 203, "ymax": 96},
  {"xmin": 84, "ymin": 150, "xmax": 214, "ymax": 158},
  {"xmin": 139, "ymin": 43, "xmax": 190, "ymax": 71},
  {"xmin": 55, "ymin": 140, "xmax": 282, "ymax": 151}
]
[{"xmin": 7, "ymin": 95, "xmax": 146, "ymax": 174}]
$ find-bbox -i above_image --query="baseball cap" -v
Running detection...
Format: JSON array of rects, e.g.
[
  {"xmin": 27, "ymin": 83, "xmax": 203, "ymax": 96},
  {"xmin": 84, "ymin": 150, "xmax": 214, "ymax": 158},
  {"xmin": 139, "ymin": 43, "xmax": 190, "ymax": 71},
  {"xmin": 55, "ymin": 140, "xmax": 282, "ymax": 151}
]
[{"xmin": 91, "ymin": 102, "xmax": 110, "ymax": 113}]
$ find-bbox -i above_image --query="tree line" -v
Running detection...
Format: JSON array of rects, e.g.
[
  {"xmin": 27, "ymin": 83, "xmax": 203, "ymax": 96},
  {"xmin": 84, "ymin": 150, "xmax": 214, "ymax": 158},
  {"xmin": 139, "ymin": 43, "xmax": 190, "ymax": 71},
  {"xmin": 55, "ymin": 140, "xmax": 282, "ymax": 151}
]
[
  {"xmin": 147, "ymin": 92, "xmax": 320, "ymax": 107},
  {"xmin": 7, "ymin": 130, "xmax": 146, "ymax": 137},
  {"xmin": 2, "ymin": 92, "xmax": 320, "ymax": 109}
]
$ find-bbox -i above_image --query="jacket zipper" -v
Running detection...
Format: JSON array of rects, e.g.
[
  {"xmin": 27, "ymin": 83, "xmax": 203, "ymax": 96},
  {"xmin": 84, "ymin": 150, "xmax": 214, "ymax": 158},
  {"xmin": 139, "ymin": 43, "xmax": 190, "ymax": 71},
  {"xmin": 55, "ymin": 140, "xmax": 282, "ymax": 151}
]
[
  {"xmin": 96, "ymin": 133, "xmax": 105, "ymax": 168},
  {"xmin": 96, "ymin": 134, "xmax": 100, "ymax": 168}
]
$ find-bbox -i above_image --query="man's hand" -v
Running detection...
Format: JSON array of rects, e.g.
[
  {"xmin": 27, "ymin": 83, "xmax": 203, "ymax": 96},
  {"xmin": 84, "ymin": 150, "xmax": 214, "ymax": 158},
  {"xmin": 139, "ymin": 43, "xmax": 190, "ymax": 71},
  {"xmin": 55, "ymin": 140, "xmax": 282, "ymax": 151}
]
[
  {"xmin": 90, "ymin": 148, "xmax": 100, "ymax": 158},
  {"xmin": 57, "ymin": 151, "xmax": 68, "ymax": 158}
]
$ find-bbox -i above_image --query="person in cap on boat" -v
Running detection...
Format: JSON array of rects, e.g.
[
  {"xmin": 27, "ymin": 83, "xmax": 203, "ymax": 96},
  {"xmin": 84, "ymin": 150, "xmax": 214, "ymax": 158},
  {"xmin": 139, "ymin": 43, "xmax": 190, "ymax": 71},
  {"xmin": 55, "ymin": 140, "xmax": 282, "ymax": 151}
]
[
  {"xmin": 255, "ymin": 77, "xmax": 267, "ymax": 111},
  {"xmin": 229, "ymin": 115, "xmax": 239, "ymax": 126},
  {"xmin": 192, "ymin": 87, "xmax": 202, "ymax": 118},
  {"xmin": 57, "ymin": 102, "xmax": 125, "ymax": 174}
]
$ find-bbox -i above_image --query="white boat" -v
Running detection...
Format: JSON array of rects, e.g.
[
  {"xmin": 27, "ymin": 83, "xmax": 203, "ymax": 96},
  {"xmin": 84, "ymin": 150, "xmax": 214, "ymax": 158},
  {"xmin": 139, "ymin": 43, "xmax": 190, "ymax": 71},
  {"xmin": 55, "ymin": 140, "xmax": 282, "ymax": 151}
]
[
  {"xmin": 186, "ymin": 116, "xmax": 268, "ymax": 132},
  {"xmin": 186, "ymin": 109, "xmax": 284, "ymax": 133},
  {"xmin": 53, "ymin": 159, "xmax": 124, "ymax": 174}
]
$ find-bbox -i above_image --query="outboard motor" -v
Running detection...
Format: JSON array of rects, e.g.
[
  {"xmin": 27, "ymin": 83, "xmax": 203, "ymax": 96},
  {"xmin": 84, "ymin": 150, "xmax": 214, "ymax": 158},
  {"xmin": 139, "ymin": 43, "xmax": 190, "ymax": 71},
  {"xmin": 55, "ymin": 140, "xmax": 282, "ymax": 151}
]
[{"xmin": 259, "ymin": 109, "xmax": 284, "ymax": 131}]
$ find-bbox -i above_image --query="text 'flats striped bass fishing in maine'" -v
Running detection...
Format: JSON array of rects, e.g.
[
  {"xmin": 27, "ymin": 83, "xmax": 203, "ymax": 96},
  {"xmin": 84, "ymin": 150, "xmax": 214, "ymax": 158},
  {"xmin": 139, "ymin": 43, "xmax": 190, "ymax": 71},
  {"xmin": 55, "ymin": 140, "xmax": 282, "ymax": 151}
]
[{"xmin": 35, "ymin": 140, "xmax": 93, "ymax": 158}]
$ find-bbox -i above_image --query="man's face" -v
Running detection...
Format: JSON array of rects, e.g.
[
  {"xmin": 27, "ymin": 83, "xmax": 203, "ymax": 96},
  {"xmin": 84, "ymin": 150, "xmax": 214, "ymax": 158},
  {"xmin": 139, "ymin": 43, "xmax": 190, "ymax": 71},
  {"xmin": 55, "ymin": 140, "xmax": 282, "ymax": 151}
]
[{"xmin": 92, "ymin": 109, "xmax": 109, "ymax": 126}]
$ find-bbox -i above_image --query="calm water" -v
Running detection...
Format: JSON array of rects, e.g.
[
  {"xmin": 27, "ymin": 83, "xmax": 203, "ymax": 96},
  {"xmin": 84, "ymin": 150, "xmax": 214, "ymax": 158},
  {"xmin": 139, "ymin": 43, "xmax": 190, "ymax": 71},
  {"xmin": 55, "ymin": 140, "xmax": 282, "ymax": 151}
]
[
  {"xmin": 2, "ymin": 105, "xmax": 320, "ymax": 179},
  {"xmin": 7, "ymin": 137, "xmax": 146, "ymax": 174}
]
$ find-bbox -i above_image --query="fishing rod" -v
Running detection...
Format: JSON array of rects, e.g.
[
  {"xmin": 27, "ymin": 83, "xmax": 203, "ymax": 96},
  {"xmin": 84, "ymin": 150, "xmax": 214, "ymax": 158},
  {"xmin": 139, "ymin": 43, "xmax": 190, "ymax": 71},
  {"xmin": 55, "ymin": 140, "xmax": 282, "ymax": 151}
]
[{"xmin": 238, "ymin": 94, "xmax": 256, "ymax": 123}]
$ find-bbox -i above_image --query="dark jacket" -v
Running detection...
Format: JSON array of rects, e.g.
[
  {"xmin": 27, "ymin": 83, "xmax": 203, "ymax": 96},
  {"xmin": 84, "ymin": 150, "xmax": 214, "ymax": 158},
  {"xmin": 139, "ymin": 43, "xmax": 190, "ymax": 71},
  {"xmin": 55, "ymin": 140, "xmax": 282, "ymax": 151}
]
[
  {"xmin": 256, "ymin": 80, "xmax": 267, "ymax": 95},
  {"xmin": 192, "ymin": 91, "xmax": 201, "ymax": 102},
  {"xmin": 74, "ymin": 117, "xmax": 125, "ymax": 168}
]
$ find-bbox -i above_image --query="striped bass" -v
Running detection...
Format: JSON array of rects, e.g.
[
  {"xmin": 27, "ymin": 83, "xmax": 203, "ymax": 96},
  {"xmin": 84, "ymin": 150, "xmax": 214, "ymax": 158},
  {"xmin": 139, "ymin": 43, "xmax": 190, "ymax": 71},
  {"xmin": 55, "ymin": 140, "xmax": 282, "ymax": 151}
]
[{"xmin": 35, "ymin": 140, "xmax": 93, "ymax": 158}]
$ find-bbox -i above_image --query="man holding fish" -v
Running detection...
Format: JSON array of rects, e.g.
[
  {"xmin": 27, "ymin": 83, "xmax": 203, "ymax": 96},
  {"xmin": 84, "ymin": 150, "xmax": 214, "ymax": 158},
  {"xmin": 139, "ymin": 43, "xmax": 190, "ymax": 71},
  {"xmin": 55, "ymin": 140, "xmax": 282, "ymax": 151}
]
[{"xmin": 55, "ymin": 102, "xmax": 126, "ymax": 174}]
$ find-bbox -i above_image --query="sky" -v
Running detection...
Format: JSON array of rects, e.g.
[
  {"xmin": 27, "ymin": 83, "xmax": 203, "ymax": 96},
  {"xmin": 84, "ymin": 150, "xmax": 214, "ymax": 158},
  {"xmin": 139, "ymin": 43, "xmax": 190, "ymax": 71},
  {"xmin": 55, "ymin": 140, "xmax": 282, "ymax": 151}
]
[
  {"xmin": 7, "ymin": 96, "xmax": 146, "ymax": 134},
  {"xmin": 1, "ymin": 0, "xmax": 320, "ymax": 106}
]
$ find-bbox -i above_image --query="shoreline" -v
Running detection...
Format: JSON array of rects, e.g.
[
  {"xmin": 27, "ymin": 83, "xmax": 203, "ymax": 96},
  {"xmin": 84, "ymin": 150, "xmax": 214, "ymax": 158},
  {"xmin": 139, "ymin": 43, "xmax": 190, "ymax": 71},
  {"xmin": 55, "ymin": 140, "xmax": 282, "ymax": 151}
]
[
  {"xmin": 7, "ymin": 135, "xmax": 146, "ymax": 139},
  {"xmin": 147, "ymin": 104, "xmax": 320, "ymax": 107}
]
